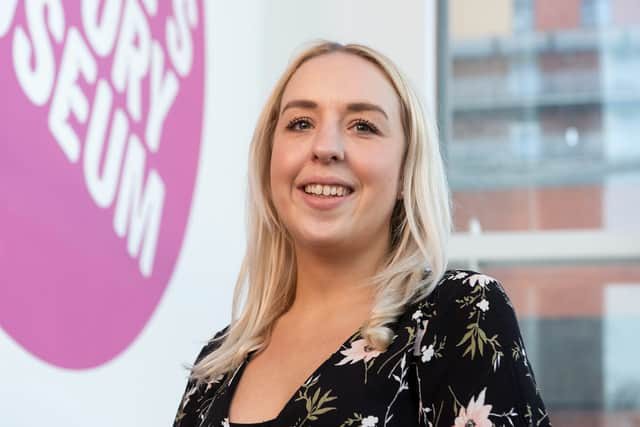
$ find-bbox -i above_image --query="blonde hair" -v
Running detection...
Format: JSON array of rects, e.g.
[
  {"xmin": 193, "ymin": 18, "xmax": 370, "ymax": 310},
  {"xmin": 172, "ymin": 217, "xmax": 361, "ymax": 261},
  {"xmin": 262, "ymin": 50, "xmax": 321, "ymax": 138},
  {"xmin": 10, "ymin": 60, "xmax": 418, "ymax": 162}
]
[{"xmin": 190, "ymin": 40, "xmax": 451, "ymax": 383}]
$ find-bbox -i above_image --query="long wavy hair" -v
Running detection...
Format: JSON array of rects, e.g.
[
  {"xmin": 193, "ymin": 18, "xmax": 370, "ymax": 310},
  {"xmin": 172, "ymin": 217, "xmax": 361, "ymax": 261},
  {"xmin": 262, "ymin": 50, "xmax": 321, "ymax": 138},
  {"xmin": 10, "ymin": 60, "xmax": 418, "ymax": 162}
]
[{"xmin": 190, "ymin": 40, "xmax": 452, "ymax": 383}]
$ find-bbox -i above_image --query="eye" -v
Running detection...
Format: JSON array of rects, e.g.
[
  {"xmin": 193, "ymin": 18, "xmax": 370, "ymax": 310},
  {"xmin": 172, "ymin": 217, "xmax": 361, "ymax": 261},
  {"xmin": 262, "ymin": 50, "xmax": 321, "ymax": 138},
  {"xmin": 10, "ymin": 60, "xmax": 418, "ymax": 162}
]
[
  {"xmin": 351, "ymin": 119, "xmax": 380, "ymax": 135},
  {"xmin": 285, "ymin": 116, "xmax": 313, "ymax": 131}
]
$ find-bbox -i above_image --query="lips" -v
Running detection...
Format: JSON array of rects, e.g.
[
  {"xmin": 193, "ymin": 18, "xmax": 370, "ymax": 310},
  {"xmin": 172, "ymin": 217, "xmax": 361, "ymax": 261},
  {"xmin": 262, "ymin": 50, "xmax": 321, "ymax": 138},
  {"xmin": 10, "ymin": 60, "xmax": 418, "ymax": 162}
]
[
  {"xmin": 302, "ymin": 183, "xmax": 352, "ymax": 197},
  {"xmin": 298, "ymin": 185, "xmax": 355, "ymax": 210},
  {"xmin": 296, "ymin": 176, "xmax": 355, "ymax": 192}
]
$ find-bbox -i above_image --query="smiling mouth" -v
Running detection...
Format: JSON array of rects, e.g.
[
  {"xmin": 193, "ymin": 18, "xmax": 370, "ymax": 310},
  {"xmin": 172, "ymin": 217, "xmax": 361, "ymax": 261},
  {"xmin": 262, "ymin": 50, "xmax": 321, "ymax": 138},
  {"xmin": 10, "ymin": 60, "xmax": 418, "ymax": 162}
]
[{"xmin": 302, "ymin": 184, "xmax": 353, "ymax": 197}]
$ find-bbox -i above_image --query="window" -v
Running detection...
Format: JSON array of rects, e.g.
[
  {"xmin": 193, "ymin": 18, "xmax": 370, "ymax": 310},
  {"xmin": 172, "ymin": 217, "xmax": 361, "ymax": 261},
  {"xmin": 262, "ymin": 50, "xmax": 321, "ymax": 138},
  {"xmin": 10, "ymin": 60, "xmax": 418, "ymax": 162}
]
[{"xmin": 439, "ymin": 0, "xmax": 640, "ymax": 424}]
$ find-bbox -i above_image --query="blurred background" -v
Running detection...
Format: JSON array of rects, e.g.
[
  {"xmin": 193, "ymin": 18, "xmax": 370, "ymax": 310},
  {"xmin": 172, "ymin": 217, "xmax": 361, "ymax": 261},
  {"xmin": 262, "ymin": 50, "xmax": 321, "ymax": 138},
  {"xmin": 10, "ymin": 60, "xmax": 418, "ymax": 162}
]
[
  {"xmin": 442, "ymin": 1, "xmax": 640, "ymax": 425},
  {"xmin": 0, "ymin": 1, "xmax": 638, "ymax": 426}
]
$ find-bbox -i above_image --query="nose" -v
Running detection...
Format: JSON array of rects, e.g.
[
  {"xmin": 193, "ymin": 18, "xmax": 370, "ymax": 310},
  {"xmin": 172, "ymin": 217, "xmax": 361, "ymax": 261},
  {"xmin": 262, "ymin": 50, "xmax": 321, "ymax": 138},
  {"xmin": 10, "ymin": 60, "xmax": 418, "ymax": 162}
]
[{"xmin": 311, "ymin": 121, "xmax": 345, "ymax": 164}]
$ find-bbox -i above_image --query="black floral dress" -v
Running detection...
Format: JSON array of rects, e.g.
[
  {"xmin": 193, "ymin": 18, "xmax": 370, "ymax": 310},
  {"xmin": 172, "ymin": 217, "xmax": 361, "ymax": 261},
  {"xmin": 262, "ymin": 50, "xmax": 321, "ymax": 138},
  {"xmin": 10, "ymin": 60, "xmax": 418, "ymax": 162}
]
[{"xmin": 173, "ymin": 269, "xmax": 551, "ymax": 427}]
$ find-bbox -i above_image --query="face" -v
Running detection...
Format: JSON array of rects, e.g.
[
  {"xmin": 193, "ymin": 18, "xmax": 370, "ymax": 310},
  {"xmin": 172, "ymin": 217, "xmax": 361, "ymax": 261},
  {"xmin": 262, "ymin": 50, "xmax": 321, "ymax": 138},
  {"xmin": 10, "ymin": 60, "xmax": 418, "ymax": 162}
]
[{"xmin": 269, "ymin": 52, "xmax": 405, "ymax": 254}]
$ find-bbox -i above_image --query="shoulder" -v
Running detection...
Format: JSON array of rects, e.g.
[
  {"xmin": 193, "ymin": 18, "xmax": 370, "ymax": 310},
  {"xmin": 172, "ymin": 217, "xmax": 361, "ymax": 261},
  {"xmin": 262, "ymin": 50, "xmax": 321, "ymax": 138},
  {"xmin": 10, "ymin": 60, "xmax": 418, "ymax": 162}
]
[
  {"xmin": 410, "ymin": 269, "xmax": 515, "ymax": 318},
  {"xmin": 401, "ymin": 269, "xmax": 520, "ymax": 355},
  {"xmin": 174, "ymin": 325, "xmax": 231, "ymax": 426},
  {"xmin": 406, "ymin": 269, "xmax": 522, "ymax": 367},
  {"xmin": 194, "ymin": 324, "xmax": 231, "ymax": 364},
  {"xmin": 404, "ymin": 275, "xmax": 550, "ymax": 425}
]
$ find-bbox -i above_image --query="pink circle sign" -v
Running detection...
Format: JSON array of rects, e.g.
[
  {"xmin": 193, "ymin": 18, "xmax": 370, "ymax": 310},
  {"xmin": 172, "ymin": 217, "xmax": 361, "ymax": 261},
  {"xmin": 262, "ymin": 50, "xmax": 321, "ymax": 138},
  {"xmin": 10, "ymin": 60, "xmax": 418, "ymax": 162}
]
[{"xmin": 0, "ymin": 1, "xmax": 205, "ymax": 369}]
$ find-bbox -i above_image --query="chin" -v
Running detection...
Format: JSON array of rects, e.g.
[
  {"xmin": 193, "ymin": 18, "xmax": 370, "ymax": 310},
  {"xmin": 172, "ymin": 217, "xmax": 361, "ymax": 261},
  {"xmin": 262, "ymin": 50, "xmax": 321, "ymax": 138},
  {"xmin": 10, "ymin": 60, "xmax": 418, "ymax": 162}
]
[{"xmin": 294, "ymin": 227, "xmax": 350, "ymax": 250}]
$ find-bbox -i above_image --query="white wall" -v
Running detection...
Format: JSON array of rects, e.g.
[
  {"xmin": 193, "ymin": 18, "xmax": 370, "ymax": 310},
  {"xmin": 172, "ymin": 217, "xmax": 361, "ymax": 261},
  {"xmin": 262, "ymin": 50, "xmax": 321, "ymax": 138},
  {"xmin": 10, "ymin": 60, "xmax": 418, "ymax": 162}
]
[
  {"xmin": 0, "ymin": 1, "xmax": 436, "ymax": 425},
  {"xmin": 0, "ymin": 2, "xmax": 264, "ymax": 426},
  {"xmin": 260, "ymin": 0, "xmax": 437, "ymax": 114}
]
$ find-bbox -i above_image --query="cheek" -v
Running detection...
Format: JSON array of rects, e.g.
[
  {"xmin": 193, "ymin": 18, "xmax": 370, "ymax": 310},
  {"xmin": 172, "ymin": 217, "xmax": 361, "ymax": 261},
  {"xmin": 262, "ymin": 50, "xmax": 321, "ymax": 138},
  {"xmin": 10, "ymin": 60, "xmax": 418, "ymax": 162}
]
[
  {"xmin": 270, "ymin": 141, "xmax": 291, "ymax": 184},
  {"xmin": 353, "ymin": 146, "xmax": 403, "ymax": 197},
  {"xmin": 270, "ymin": 139, "xmax": 304, "ymax": 200}
]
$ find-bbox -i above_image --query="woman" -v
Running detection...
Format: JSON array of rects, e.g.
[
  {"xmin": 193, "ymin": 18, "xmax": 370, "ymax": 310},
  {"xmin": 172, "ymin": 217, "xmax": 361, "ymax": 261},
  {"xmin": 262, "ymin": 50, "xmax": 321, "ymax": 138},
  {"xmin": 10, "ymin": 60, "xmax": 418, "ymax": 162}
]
[{"xmin": 173, "ymin": 41, "xmax": 551, "ymax": 427}]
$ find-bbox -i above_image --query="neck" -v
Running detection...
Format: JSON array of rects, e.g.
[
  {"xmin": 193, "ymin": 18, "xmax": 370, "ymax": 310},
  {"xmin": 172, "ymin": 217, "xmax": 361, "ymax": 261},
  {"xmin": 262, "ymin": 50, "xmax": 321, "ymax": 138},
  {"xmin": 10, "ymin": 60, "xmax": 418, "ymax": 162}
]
[{"xmin": 288, "ymin": 233, "xmax": 389, "ymax": 320}]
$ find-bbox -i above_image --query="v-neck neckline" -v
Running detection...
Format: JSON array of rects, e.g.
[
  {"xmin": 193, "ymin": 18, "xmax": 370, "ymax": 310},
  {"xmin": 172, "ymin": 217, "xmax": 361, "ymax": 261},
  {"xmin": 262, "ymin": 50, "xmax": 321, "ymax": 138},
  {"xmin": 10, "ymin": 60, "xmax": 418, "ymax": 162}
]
[{"xmin": 224, "ymin": 326, "xmax": 364, "ymax": 425}]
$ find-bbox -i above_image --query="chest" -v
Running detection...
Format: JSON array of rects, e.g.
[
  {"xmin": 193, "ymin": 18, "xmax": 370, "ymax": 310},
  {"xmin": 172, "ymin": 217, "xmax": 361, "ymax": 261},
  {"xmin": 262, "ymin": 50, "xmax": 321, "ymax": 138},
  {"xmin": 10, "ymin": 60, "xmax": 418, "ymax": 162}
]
[
  {"xmin": 200, "ymin": 325, "xmax": 425, "ymax": 427},
  {"xmin": 228, "ymin": 333, "xmax": 356, "ymax": 423}
]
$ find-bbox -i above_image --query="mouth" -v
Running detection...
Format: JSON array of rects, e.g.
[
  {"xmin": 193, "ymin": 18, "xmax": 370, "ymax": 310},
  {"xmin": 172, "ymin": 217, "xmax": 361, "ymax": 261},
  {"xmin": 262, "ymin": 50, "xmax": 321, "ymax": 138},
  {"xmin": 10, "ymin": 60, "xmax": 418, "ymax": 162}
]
[{"xmin": 299, "ymin": 183, "xmax": 354, "ymax": 198}]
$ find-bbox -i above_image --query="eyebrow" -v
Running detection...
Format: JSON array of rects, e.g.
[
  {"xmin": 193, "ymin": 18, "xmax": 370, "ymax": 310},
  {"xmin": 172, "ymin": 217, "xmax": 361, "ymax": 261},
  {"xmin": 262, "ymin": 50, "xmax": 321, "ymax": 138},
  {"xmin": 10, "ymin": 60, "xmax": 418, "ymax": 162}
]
[{"xmin": 280, "ymin": 99, "xmax": 389, "ymax": 120}]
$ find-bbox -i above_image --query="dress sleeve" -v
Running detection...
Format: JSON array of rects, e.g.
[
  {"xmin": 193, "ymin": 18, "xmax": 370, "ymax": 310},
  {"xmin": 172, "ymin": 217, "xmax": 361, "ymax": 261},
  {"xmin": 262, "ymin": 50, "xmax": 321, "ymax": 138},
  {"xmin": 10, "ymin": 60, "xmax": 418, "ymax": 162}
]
[
  {"xmin": 173, "ymin": 326, "xmax": 229, "ymax": 427},
  {"xmin": 411, "ymin": 271, "xmax": 551, "ymax": 427}
]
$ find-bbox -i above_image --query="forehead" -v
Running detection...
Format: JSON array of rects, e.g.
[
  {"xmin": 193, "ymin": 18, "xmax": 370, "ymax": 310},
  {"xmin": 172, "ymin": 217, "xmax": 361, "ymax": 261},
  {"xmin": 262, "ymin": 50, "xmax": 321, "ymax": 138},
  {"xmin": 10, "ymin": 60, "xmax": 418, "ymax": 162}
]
[{"xmin": 280, "ymin": 52, "xmax": 401, "ymax": 117}]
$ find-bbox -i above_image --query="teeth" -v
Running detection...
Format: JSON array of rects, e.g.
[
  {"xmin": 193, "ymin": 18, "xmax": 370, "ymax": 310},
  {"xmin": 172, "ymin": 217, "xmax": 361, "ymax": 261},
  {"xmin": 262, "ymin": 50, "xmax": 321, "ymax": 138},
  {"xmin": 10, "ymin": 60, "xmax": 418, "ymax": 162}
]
[{"xmin": 303, "ymin": 184, "xmax": 351, "ymax": 196}]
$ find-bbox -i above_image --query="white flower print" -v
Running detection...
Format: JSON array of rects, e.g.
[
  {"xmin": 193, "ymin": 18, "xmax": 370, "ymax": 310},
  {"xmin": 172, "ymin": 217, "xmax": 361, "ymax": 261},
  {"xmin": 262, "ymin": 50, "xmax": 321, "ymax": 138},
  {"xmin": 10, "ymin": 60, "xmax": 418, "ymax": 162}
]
[
  {"xmin": 336, "ymin": 339, "xmax": 382, "ymax": 365},
  {"xmin": 464, "ymin": 273, "xmax": 495, "ymax": 288},
  {"xmin": 173, "ymin": 270, "xmax": 551, "ymax": 427},
  {"xmin": 420, "ymin": 406, "xmax": 432, "ymax": 424},
  {"xmin": 452, "ymin": 271, "xmax": 469, "ymax": 280},
  {"xmin": 421, "ymin": 344, "xmax": 435, "ymax": 363},
  {"xmin": 361, "ymin": 415, "xmax": 379, "ymax": 426},
  {"xmin": 304, "ymin": 374, "xmax": 320, "ymax": 387},
  {"xmin": 493, "ymin": 351, "xmax": 502, "ymax": 371},
  {"xmin": 476, "ymin": 298, "xmax": 490, "ymax": 312}
]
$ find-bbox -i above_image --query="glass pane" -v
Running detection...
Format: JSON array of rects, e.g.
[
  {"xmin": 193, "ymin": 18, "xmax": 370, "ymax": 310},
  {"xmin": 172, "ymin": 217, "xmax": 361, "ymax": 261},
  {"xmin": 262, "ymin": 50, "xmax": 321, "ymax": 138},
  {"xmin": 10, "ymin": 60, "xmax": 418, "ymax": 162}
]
[
  {"xmin": 477, "ymin": 263, "xmax": 640, "ymax": 427},
  {"xmin": 441, "ymin": 1, "xmax": 640, "ymax": 426},
  {"xmin": 442, "ymin": 0, "xmax": 640, "ymax": 233}
]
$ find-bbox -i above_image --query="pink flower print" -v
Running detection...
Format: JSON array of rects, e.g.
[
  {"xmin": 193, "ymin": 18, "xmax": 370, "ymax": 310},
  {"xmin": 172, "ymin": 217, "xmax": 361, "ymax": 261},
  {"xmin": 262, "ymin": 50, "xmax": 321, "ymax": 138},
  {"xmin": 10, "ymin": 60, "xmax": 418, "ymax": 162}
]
[
  {"xmin": 453, "ymin": 388, "xmax": 493, "ymax": 427},
  {"xmin": 464, "ymin": 274, "xmax": 495, "ymax": 289},
  {"xmin": 335, "ymin": 339, "xmax": 382, "ymax": 366}
]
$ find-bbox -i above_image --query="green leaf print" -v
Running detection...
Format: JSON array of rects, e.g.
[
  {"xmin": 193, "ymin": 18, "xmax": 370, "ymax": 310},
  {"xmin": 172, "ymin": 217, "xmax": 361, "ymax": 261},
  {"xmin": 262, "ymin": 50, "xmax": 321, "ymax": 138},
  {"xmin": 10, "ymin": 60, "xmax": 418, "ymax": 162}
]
[{"xmin": 294, "ymin": 375, "xmax": 338, "ymax": 425}]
